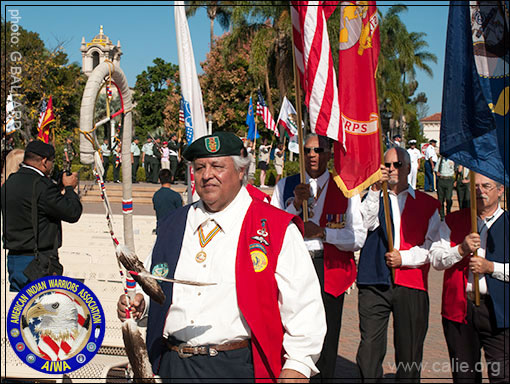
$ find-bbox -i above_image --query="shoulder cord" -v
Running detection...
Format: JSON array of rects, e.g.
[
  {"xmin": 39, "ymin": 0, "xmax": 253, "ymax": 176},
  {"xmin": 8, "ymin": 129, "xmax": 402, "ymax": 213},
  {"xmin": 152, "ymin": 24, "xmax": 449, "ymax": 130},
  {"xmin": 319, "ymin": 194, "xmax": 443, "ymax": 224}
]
[{"xmin": 92, "ymin": 152, "xmax": 134, "ymax": 318}]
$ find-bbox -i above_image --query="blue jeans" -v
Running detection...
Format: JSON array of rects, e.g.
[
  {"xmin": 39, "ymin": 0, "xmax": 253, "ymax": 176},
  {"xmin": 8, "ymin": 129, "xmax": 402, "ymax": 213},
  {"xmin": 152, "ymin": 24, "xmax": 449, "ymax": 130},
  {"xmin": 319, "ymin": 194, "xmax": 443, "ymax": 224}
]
[
  {"xmin": 424, "ymin": 161, "xmax": 435, "ymax": 191},
  {"xmin": 7, "ymin": 254, "xmax": 35, "ymax": 292}
]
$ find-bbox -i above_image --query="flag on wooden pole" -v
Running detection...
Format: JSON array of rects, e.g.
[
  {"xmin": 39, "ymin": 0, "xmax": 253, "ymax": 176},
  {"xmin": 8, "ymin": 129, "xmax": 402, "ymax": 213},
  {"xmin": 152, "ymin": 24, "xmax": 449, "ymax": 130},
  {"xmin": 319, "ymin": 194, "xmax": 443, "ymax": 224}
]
[
  {"xmin": 440, "ymin": 1, "xmax": 509, "ymax": 186},
  {"xmin": 291, "ymin": 1, "xmax": 341, "ymax": 142},
  {"xmin": 37, "ymin": 96, "xmax": 56, "ymax": 143},
  {"xmin": 333, "ymin": 1, "xmax": 382, "ymax": 197}
]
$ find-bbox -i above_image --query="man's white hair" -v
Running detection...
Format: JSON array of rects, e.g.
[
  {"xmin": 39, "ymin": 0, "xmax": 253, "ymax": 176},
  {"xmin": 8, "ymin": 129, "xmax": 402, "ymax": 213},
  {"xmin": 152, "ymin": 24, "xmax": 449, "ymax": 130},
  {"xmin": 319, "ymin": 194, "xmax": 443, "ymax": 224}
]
[{"xmin": 232, "ymin": 155, "xmax": 251, "ymax": 185}]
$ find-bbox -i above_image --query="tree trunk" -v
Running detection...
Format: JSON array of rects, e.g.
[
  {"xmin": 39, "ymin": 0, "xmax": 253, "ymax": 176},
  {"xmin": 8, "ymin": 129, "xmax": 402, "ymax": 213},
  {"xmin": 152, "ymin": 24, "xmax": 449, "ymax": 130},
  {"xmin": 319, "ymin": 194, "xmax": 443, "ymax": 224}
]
[
  {"xmin": 210, "ymin": 18, "xmax": 215, "ymax": 48},
  {"xmin": 264, "ymin": 70, "xmax": 275, "ymax": 117}
]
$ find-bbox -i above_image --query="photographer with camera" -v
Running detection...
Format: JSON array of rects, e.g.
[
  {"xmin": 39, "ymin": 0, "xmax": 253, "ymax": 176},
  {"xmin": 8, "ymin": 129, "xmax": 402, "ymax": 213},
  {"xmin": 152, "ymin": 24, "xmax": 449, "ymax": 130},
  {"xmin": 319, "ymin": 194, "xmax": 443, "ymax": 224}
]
[{"xmin": 1, "ymin": 141, "xmax": 83, "ymax": 292}]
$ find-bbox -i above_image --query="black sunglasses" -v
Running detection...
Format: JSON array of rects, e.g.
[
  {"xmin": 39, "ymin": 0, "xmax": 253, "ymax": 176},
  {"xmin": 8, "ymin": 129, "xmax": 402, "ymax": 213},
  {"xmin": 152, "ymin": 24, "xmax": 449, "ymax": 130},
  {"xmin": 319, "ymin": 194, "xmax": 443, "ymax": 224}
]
[
  {"xmin": 304, "ymin": 147, "xmax": 326, "ymax": 154},
  {"xmin": 384, "ymin": 161, "xmax": 403, "ymax": 169}
]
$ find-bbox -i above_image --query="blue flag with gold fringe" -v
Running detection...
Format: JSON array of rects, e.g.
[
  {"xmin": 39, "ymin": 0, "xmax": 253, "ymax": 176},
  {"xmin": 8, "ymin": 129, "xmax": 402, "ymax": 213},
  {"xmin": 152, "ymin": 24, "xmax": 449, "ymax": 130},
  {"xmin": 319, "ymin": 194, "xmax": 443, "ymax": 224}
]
[
  {"xmin": 440, "ymin": 1, "xmax": 509, "ymax": 186},
  {"xmin": 246, "ymin": 96, "xmax": 259, "ymax": 140}
]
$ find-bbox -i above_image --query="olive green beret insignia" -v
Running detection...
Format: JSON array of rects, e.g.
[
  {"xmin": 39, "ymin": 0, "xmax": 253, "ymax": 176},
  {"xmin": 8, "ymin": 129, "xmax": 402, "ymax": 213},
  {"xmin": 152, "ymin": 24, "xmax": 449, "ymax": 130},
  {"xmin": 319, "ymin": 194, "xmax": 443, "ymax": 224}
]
[{"xmin": 183, "ymin": 132, "xmax": 244, "ymax": 161}]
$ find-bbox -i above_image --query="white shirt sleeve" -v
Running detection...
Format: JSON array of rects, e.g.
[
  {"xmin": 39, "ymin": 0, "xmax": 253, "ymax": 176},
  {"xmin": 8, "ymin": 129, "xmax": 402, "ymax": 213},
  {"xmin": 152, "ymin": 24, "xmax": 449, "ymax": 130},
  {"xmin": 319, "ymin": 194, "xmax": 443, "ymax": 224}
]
[
  {"xmin": 275, "ymin": 223, "xmax": 326, "ymax": 378},
  {"xmin": 360, "ymin": 189, "xmax": 381, "ymax": 231},
  {"xmin": 324, "ymin": 194, "xmax": 367, "ymax": 252},
  {"xmin": 429, "ymin": 220, "xmax": 464, "ymax": 270},
  {"xmin": 492, "ymin": 262, "xmax": 509, "ymax": 282},
  {"xmin": 400, "ymin": 211, "xmax": 441, "ymax": 267},
  {"xmin": 271, "ymin": 178, "xmax": 302, "ymax": 216}
]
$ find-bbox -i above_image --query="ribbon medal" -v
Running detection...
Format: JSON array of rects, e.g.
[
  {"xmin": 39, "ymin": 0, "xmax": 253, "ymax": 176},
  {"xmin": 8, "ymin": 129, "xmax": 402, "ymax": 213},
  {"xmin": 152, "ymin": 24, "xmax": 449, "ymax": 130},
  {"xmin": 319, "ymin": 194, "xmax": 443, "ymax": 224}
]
[{"xmin": 326, "ymin": 213, "xmax": 346, "ymax": 229}]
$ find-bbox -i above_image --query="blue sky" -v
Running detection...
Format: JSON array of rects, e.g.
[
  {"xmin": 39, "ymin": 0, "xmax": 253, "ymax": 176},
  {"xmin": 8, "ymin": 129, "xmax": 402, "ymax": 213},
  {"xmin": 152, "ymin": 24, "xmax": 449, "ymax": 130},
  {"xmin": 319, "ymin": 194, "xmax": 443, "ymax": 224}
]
[{"xmin": 3, "ymin": 1, "xmax": 449, "ymax": 116}]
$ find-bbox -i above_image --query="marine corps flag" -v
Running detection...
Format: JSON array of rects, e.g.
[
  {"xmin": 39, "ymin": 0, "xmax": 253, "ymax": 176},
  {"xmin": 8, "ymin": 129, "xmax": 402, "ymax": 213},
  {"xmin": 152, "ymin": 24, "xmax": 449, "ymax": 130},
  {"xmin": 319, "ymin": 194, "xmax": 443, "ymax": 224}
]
[
  {"xmin": 333, "ymin": 1, "xmax": 382, "ymax": 197},
  {"xmin": 37, "ymin": 96, "xmax": 56, "ymax": 143}
]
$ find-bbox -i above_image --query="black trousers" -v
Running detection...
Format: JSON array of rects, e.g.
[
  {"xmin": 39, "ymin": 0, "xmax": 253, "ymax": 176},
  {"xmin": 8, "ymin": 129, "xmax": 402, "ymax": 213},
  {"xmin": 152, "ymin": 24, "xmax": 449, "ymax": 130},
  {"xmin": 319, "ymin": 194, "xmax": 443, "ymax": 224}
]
[
  {"xmin": 437, "ymin": 177, "xmax": 455, "ymax": 219},
  {"xmin": 442, "ymin": 296, "xmax": 509, "ymax": 383},
  {"xmin": 456, "ymin": 182, "xmax": 470, "ymax": 209},
  {"xmin": 170, "ymin": 156, "xmax": 179, "ymax": 182},
  {"xmin": 157, "ymin": 346, "xmax": 254, "ymax": 383},
  {"xmin": 102, "ymin": 156, "xmax": 110, "ymax": 180},
  {"xmin": 356, "ymin": 284, "xmax": 429, "ymax": 383},
  {"xmin": 132, "ymin": 156, "xmax": 140, "ymax": 182},
  {"xmin": 310, "ymin": 257, "xmax": 345, "ymax": 382}
]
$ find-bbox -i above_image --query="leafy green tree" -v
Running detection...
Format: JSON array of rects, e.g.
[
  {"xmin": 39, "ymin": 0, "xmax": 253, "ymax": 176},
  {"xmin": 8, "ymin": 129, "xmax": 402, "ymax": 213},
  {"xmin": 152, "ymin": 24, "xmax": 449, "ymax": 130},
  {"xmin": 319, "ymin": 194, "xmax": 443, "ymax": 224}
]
[
  {"xmin": 185, "ymin": 1, "xmax": 233, "ymax": 47},
  {"xmin": 1, "ymin": 21, "xmax": 86, "ymax": 141},
  {"xmin": 377, "ymin": 5, "xmax": 437, "ymax": 139},
  {"xmin": 133, "ymin": 58, "xmax": 179, "ymax": 138},
  {"xmin": 200, "ymin": 35, "xmax": 259, "ymax": 136}
]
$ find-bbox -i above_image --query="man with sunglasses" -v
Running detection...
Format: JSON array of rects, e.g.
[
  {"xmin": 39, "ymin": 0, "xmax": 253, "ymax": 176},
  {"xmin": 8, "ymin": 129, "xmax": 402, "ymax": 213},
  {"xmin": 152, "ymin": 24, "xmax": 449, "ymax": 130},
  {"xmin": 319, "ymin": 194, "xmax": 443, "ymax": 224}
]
[
  {"xmin": 271, "ymin": 133, "xmax": 366, "ymax": 380},
  {"xmin": 430, "ymin": 173, "xmax": 508, "ymax": 383},
  {"xmin": 357, "ymin": 146, "xmax": 441, "ymax": 382}
]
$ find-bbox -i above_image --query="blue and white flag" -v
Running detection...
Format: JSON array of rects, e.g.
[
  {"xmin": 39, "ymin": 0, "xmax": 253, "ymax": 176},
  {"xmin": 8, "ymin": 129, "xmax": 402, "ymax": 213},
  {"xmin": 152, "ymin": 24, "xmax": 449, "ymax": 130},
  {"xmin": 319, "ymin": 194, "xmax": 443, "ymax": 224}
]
[
  {"xmin": 246, "ymin": 96, "xmax": 259, "ymax": 140},
  {"xmin": 440, "ymin": 1, "xmax": 509, "ymax": 186},
  {"xmin": 175, "ymin": 1, "xmax": 208, "ymax": 202}
]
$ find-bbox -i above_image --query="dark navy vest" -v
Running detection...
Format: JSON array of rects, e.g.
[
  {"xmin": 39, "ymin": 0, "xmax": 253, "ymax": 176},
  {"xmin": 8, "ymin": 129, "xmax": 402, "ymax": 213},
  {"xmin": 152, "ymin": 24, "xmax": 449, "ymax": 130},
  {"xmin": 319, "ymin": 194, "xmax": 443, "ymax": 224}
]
[
  {"xmin": 146, "ymin": 204, "xmax": 191, "ymax": 373},
  {"xmin": 357, "ymin": 195, "xmax": 394, "ymax": 286},
  {"xmin": 485, "ymin": 211, "xmax": 509, "ymax": 328},
  {"xmin": 282, "ymin": 174, "xmax": 301, "ymax": 213}
]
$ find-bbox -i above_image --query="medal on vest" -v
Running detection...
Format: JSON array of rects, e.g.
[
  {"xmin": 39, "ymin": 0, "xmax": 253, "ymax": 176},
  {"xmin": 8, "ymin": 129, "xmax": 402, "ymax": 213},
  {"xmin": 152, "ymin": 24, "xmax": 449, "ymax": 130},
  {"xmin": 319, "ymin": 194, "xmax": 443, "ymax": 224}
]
[
  {"xmin": 196, "ymin": 223, "xmax": 221, "ymax": 263},
  {"xmin": 326, "ymin": 213, "xmax": 346, "ymax": 229}
]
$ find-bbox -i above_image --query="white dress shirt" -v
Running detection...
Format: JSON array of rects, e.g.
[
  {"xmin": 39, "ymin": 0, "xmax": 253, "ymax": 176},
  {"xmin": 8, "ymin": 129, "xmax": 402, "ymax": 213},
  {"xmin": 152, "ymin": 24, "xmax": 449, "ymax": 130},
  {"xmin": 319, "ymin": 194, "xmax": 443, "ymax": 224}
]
[
  {"xmin": 271, "ymin": 170, "xmax": 366, "ymax": 252},
  {"xmin": 425, "ymin": 145, "xmax": 438, "ymax": 162},
  {"xmin": 430, "ymin": 206, "xmax": 508, "ymax": 294},
  {"xmin": 140, "ymin": 186, "xmax": 326, "ymax": 377},
  {"xmin": 361, "ymin": 186, "xmax": 441, "ymax": 267}
]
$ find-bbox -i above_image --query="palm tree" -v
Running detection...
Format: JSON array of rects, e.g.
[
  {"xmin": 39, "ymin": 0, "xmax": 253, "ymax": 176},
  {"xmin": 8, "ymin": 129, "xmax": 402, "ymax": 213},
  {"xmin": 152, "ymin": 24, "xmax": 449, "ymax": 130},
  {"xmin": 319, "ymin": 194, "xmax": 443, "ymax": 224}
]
[
  {"xmin": 377, "ymin": 5, "xmax": 437, "ymax": 137},
  {"xmin": 185, "ymin": 1, "xmax": 232, "ymax": 48}
]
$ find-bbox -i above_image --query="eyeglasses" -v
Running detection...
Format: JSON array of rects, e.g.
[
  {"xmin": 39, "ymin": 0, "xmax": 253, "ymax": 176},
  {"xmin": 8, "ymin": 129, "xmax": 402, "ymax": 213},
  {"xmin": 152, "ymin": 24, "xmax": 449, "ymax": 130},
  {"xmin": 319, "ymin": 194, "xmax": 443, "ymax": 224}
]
[
  {"xmin": 384, "ymin": 161, "xmax": 403, "ymax": 169},
  {"xmin": 476, "ymin": 183, "xmax": 496, "ymax": 192},
  {"xmin": 304, "ymin": 147, "xmax": 327, "ymax": 154}
]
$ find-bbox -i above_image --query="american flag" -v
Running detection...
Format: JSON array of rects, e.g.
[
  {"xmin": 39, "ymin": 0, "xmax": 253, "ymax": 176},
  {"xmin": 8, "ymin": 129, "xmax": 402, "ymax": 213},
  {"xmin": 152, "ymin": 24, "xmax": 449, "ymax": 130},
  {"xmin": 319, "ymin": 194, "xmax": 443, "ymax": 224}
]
[
  {"xmin": 179, "ymin": 96, "xmax": 185, "ymax": 125},
  {"xmin": 256, "ymin": 89, "xmax": 279, "ymax": 137},
  {"xmin": 291, "ymin": 2, "xmax": 342, "ymax": 143}
]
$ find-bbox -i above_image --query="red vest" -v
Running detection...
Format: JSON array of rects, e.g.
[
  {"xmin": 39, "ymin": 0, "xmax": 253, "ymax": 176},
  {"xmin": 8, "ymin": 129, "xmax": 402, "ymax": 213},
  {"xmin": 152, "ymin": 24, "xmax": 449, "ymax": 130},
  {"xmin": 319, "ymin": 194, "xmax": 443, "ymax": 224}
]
[
  {"xmin": 246, "ymin": 183, "xmax": 271, "ymax": 203},
  {"xmin": 320, "ymin": 175, "xmax": 356, "ymax": 297},
  {"xmin": 441, "ymin": 209, "xmax": 471, "ymax": 324},
  {"xmin": 236, "ymin": 198, "xmax": 304, "ymax": 382},
  {"xmin": 393, "ymin": 191, "xmax": 440, "ymax": 291}
]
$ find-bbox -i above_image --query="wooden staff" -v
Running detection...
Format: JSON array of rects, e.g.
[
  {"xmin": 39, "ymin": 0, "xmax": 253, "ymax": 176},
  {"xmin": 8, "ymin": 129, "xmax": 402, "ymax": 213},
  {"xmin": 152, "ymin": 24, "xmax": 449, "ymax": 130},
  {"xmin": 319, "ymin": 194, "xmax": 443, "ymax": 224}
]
[
  {"xmin": 291, "ymin": 31, "xmax": 308, "ymax": 222},
  {"xmin": 378, "ymin": 119, "xmax": 395, "ymax": 281},
  {"xmin": 469, "ymin": 171, "xmax": 480, "ymax": 306}
]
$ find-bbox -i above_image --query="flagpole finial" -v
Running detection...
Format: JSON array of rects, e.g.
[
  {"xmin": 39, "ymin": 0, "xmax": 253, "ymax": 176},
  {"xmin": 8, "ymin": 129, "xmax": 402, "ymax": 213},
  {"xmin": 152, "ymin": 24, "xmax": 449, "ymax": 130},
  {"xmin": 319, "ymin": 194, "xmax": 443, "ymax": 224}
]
[{"xmin": 100, "ymin": 25, "xmax": 104, "ymax": 35}]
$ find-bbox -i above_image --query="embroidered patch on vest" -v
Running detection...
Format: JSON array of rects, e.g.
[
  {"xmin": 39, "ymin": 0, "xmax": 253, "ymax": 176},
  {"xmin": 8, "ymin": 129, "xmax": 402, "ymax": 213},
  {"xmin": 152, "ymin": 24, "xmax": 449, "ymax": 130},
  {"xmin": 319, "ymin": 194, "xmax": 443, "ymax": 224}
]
[
  {"xmin": 249, "ymin": 244, "xmax": 268, "ymax": 273},
  {"xmin": 152, "ymin": 263, "xmax": 169, "ymax": 278},
  {"xmin": 205, "ymin": 137, "xmax": 220, "ymax": 153}
]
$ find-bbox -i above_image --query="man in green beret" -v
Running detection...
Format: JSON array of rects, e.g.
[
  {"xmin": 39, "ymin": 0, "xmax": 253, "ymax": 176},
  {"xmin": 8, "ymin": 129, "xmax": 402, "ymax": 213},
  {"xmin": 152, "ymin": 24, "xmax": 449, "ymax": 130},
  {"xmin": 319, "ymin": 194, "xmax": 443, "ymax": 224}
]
[{"xmin": 118, "ymin": 132, "xmax": 326, "ymax": 382}]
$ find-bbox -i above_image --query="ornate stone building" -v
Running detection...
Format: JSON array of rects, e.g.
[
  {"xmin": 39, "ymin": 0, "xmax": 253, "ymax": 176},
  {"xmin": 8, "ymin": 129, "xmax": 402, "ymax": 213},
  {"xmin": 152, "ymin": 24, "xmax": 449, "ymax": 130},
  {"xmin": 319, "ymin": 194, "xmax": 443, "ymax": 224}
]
[{"xmin": 80, "ymin": 26, "xmax": 122, "ymax": 77}]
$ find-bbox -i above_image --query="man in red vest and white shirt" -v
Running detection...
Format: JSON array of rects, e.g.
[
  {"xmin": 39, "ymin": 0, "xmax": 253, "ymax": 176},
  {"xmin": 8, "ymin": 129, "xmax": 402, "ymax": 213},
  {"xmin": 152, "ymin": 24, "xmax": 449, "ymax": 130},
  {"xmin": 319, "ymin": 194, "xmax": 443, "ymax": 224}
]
[
  {"xmin": 357, "ymin": 146, "xmax": 441, "ymax": 382},
  {"xmin": 430, "ymin": 172, "xmax": 508, "ymax": 383},
  {"xmin": 271, "ymin": 133, "xmax": 366, "ymax": 380},
  {"xmin": 118, "ymin": 132, "xmax": 326, "ymax": 382}
]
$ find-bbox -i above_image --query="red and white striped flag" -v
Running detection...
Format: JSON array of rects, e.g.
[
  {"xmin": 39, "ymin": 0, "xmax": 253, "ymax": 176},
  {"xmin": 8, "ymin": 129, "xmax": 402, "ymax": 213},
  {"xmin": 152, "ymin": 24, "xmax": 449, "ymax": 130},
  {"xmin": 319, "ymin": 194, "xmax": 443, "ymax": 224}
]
[
  {"xmin": 179, "ymin": 96, "xmax": 185, "ymax": 125},
  {"xmin": 256, "ymin": 89, "xmax": 279, "ymax": 137},
  {"xmin": 291, "ymin": 1, "xmax": 342, "ymax": 144}
]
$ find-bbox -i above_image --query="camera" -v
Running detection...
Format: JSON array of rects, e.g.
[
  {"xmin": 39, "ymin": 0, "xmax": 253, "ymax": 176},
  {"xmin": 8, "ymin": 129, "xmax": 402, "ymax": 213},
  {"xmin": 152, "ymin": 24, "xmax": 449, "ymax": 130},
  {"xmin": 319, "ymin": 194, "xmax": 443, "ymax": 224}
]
[{"xmin": 50, "ymin": 166, "xmax": 72, "ymax": 190}]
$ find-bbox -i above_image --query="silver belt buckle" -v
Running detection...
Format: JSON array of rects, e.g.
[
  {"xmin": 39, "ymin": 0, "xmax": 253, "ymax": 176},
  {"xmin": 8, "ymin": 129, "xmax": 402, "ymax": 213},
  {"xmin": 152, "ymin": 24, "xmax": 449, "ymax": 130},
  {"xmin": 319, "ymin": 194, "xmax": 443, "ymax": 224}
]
[
  {"xmin": 208, "ymin": 347, "xmax": 218, "ymax": 357},
  {"xmin": 177, "ymin": 343, "xmax": 193, "ymax": 358}
]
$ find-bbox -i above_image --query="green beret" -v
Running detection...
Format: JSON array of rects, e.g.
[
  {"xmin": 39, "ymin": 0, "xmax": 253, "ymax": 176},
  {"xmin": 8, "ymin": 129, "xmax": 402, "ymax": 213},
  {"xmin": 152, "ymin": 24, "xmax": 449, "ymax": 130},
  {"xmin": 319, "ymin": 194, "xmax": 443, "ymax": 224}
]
[{"xmin": 183, "ymin": 132, "xmax": 244, "ymax": 161}]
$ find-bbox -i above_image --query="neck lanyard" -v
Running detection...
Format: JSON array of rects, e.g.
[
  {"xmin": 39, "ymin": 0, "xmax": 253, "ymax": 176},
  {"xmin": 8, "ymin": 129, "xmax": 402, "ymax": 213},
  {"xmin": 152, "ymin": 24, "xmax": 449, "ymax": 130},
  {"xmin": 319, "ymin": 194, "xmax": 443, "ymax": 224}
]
[{"xmin": 195, "ymin": 223, "xmax": 221, "ymax": 263}]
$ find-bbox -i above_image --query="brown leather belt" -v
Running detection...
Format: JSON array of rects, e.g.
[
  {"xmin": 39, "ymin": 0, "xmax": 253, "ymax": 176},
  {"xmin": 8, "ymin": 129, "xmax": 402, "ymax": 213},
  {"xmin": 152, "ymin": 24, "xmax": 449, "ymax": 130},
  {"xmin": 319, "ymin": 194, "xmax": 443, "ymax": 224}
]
[{"xmin": 166, "ymin": 339, "xmax": 250, "ymax": 358}]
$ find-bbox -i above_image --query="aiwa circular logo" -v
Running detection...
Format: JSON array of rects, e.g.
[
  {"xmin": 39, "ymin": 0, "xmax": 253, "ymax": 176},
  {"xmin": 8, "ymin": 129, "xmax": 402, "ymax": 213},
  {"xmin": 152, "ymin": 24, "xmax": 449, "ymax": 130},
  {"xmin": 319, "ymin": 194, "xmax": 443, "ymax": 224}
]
[{"xmin": 7, "ymin": 276, "xmax": 106, "ymax": 374}]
